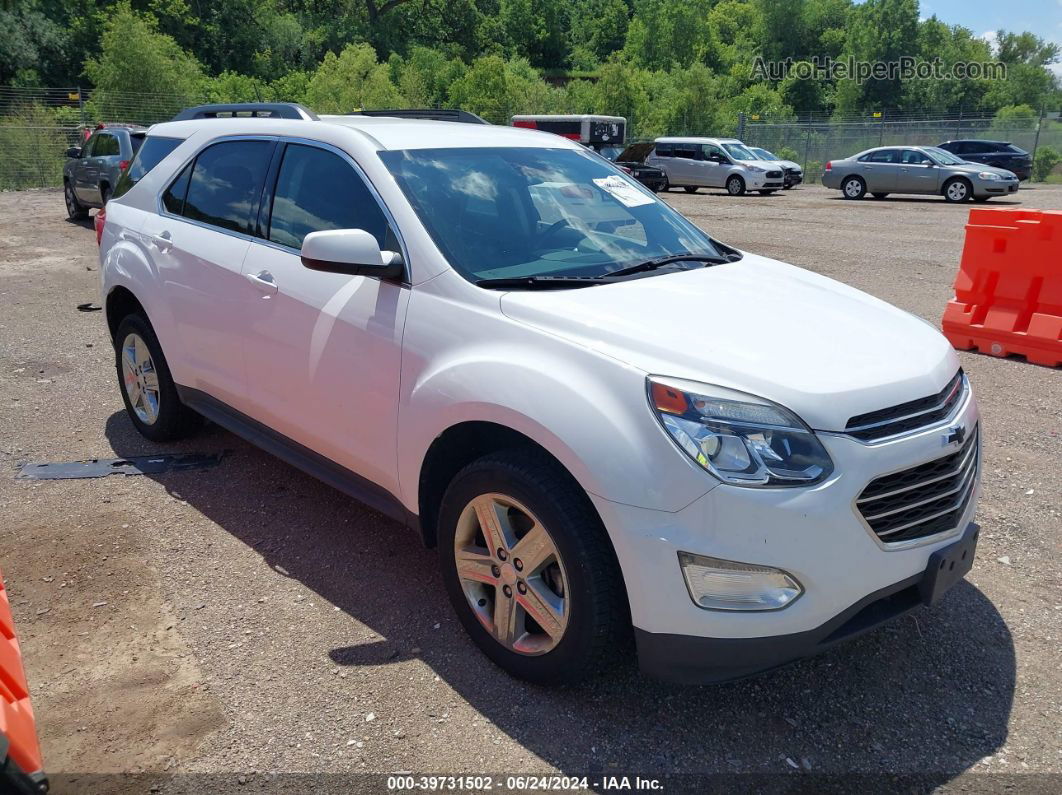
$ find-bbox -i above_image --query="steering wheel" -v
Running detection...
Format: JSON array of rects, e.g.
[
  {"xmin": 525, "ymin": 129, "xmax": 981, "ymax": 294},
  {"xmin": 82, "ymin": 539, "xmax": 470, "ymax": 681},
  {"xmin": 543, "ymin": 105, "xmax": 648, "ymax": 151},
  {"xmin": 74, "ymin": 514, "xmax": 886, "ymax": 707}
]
[{"xmin": 537, "ymin": 218, "xmax": 574, "ymax": 245}]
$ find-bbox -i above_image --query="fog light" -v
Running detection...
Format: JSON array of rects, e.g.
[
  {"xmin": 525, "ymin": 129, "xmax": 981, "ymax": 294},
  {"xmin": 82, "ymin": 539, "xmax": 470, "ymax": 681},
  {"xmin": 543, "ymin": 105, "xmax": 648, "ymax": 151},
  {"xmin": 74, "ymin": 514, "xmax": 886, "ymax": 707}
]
[{"xmin": 678, "ymin": 552, "xmax": 802, "ymax": 611}]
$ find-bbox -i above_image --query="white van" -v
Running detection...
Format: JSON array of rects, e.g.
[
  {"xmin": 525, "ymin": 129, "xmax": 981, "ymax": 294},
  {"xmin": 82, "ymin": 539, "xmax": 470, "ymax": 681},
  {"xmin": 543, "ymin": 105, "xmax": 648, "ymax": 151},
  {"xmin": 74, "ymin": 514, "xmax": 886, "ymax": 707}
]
[{"xmin": 647, "ymin": 137, "xmax": 785, "ymax": 195}]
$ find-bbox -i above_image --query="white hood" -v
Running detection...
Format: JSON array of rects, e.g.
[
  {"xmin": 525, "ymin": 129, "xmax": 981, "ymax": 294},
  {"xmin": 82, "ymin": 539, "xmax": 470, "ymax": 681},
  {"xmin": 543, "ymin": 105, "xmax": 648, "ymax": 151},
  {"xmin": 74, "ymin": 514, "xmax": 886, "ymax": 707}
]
[{"xmin": 500, "ymin": 254, "xmax": 959, "ymax": 431}]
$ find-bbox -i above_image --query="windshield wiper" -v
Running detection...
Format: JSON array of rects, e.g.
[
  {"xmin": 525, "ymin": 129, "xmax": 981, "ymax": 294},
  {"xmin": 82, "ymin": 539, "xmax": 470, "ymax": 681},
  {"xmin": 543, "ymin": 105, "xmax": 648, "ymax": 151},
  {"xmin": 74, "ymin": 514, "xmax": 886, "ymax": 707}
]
[
  {"xmin": 474, "ymin": 275, "xmax": 609, "ymax": 290},
  {"xmin": 604, "ymin": 252, "xmax": 733, "ymax": 279}
]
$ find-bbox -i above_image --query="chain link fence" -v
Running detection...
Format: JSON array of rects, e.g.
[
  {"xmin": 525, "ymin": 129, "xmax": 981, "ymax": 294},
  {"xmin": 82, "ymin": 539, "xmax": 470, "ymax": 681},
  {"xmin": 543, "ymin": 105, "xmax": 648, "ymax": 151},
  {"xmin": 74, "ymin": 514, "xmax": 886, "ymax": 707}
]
[
  {"xmin": 740, "ymin": 111, "xmax": 1062, "ymax": 184},
  {"xmin": 2, "ymin": 86, "xmax": 1061, "ymax": 189},
  {"xmin": 0, "ymin": 86, "xmax": 200, "ymax": 190}
]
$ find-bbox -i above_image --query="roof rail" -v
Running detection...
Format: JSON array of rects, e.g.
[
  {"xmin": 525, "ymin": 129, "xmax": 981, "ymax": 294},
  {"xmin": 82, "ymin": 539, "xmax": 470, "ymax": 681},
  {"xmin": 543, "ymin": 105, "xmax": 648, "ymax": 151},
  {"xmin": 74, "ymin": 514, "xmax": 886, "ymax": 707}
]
[
  {"xmin": 346, "ymin": 109, "xmax": 489, "ymax": 125},
  {"xmin": 171, "ymin": 103, "xmax": 319, "ymax": 121}
]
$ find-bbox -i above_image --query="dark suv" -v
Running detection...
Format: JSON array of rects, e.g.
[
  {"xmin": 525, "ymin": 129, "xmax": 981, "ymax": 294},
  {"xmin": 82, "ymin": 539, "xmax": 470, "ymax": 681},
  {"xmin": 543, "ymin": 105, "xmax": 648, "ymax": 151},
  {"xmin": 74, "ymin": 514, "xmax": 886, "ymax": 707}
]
[
  {"xmin": 63, "ymin": 124, "xmax": 146, "ymax": 219},
  {"xmin": 936, "ymin": 140, "xmax": 1032, "ymax": 181}
]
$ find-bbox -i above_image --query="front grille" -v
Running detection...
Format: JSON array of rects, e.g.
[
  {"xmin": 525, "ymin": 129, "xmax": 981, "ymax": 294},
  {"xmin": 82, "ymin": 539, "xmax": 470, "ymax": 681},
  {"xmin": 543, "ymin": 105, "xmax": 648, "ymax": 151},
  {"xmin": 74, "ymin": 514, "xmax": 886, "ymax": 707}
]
[
  {"xmin": 856, "ymin": 426, "xmax": 978, "ymax": 544},
  {"xmin": 784, "ymin": 166, "xmax": 800, "ymax": 175},
  {"xmin": 845, "ymin": 370, "xmax": 965, "ymax": 442},
  {"xmin": 766, "ymin": 170, "xmax": 782, "ymax": 178}
]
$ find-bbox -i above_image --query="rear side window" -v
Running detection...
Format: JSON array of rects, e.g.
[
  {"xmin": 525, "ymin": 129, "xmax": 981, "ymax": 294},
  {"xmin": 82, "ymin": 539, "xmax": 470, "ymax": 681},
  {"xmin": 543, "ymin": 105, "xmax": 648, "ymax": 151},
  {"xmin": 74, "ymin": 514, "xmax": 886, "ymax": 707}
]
[
  {"xmin": 182, "ymin": 140, "xmax": 273, "ymax": 234},
  {"xmin": 112, "ymin": 135, "xmax": 183, "ymax": 199},
  {"xmin": 162, "ymin": 163, "xmax": 192, "ymax": 215},
  {"xmin": 861, "ymin": 149, "xmax": 898, "ymax": 163},
  {"xmin": 654, "ymin": 143, "xmax": 673, "ymax": 157},
  {"xmin": 94, "ymin": 134, "xmax": 120, "ymax": 156},
  {"xmin": 268, "ymin": 144, "xmax": 392, "ymax": 250}
]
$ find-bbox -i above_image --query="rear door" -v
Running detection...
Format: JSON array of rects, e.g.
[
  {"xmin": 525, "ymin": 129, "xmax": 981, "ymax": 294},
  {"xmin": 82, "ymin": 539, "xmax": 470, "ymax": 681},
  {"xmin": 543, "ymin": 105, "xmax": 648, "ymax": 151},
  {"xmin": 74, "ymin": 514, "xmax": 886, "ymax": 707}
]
[
  {"xmin": 240, "ymin": 141, "xmax": 410, "ymax": 494},
  {"xmin": 897, "ymin": 149, "xmax": 939, "ymax": 193},
  {"xmin": 858, "ymin": 149, "xmax": 899, "ymax": 191},
  {"xmin": 139, "ymin": 138, "xmax": 275, "ymax": 408}
]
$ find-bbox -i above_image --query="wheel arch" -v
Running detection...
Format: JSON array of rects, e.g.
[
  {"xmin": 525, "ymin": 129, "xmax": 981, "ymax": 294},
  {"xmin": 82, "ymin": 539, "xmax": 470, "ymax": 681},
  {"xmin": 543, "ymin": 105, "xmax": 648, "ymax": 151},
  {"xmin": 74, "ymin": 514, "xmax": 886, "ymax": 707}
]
[
  {"xmin": 416, "ymin": 420, "xmax": 592, "ymax": 549},
  {"xmin": 105, "ymin": 285, "xmax": 147, "ymax": 342}
]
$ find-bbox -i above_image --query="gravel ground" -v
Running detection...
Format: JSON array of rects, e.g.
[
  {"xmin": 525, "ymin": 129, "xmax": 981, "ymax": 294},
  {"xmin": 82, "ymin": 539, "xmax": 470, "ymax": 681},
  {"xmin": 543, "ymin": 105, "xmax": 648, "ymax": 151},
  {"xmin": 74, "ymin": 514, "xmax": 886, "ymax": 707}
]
[{"xmin": 0, "ymin": 185, "xmax": 1059, "ymax": 792}]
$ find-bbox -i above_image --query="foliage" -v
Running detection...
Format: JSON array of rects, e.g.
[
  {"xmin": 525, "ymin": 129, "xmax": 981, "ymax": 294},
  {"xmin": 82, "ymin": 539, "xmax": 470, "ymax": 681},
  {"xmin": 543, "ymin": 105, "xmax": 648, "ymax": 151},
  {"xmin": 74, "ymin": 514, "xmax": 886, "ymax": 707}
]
[
  {"xmin": 84, "ymin": 2, "xmax": 206, "ymax": 118},
  {"xmin": 0, "ymin": 103, "xmax": 68, "ymax": 190},
  {"xmin": 1032, "ymin": 146, "xmax": 1061, "ymax": 182},
  {"xmin": 1, "ymin": 0, "xmax": 1059, "ymax": 145}
]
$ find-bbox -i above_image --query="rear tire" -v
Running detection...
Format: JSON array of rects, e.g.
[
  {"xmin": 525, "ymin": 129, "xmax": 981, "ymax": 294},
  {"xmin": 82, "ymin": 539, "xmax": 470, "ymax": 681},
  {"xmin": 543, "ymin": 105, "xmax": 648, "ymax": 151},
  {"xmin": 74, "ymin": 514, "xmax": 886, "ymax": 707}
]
[
  {"xmin": 726, "ymin": 175, "xmax": 746, "ymax": 196},
  {"xmin": 841, "ymin": 176, "xmax": 866, "ymax": 199},
  {"xmin": 438, "ymin": 449, "xmax": 629, "ymax": 685},
  {"xmin": 114, "ymin": 313, "xmax": 203, "ymax": 443},
  {"xmin": 758, "ymin": 189, "xmax": 776, "ymax": 195},
  {"xmin": 100, "ymin": 184, "xmax": 112, "ymax": 205},
  {"xmin": 64, "ymin": 181, "xmax": 88, "ymax": 220},
  {"xmin": 683, "ymin": 186, "xmax": 698, "ymax": 194},
  {"xmin": 872, "ymin": 192, "xmax": 889, "ymax": 199},
  {"xmin": 661, "ymin": 176, "xmax": 670, "ymax": 192}
]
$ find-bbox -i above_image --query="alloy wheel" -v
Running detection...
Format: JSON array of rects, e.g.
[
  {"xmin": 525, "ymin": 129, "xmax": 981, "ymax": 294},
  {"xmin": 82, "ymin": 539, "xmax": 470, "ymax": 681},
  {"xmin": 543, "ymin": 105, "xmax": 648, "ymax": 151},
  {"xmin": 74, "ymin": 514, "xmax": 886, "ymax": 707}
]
[
  {"xmin": 121, "ymin": 332, "xmax": 161, "ymax": 425},
  {"xmin": 946, "ymin": 181, "xmax": 968, "ymax": 201},
  {"xmin": 844, "ymin": 179, "xmax": 863, "ymax": 198},
  {"xmin": 453, "ymin": 493, "xmax": 569, "ymax": 655}
]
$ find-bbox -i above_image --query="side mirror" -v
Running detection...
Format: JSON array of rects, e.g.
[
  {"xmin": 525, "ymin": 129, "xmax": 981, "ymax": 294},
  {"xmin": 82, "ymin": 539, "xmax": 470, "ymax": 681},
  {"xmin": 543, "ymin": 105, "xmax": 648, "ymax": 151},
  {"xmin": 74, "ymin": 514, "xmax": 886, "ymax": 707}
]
[
  {"xmin": 65, "ymin": 146, "xmax": 82, "ymax": 159},
  {"xmin": 300, "ymin": 229, "xmax": 404, "ymax": 280},
  {"xmin": 924, "ymin": 161, "xmax": 936, "ymax": 167}
]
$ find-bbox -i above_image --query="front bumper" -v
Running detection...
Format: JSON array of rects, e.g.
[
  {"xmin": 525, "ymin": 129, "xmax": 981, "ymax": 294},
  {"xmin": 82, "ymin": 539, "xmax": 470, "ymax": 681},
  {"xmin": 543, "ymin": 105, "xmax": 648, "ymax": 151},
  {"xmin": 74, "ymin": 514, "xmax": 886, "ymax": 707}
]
[
  {"xmin": 592, "ymin": 386, "xmax": 981, "ymax": 681},
  {"xmin": 784, "ymin": 172, "xmax": 803, "ymax": 187},
  {"xmin": 636, "ymin": 522, "xmax": 978, "ymax": 683},
  {"xmin": 975, "ymin": 178, "xmax": 1019, "ymax": 196}
]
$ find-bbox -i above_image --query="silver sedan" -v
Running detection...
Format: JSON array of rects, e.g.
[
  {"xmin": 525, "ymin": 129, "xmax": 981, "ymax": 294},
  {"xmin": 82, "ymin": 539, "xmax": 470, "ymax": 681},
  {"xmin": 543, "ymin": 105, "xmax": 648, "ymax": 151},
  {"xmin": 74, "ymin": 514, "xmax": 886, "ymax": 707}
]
[{"xmin": 822, "ymin": 145, "xmax": 1019, "ymax": 202}]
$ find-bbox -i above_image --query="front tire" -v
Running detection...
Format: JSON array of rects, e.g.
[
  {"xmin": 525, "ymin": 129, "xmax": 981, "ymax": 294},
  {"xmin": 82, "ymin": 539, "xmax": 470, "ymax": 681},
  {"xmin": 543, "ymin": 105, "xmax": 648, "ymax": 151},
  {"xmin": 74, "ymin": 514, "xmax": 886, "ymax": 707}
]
[
  {"xmin": 726, "ymin": 175, "xmax": 746, "ymax": 196},
  {"xmin": 114, "ymin": 313, "xmax": 202, "ymax": 442},
  {"xmin": 438, "ymin": 450, "xmax": 629, "ymax": 685},
  {"xmin": 943, "ymin": 177, "xmax": 972, "ymax": 203},
  {"xmin": 683, "ymin": 186, "xmax": 698, "ymax": 194},
  {"xmin": 842, "ymin": 176, "xmax": 866, "ymax": 199},
  {"xmin": 64, "ymin": 181, "xmax": 88, "ymax": 220},
  {"xmin": 973, "ymin": 195, "xmax": 992, "ymax": 203}
]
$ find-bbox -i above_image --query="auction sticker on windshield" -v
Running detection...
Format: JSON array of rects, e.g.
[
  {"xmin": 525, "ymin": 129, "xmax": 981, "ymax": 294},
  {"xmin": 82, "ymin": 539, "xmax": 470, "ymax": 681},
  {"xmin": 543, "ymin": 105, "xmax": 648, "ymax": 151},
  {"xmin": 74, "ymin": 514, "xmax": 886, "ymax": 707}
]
[{"xmin": 593, "ymin": 175, "xmax": 654, "ymax": 207}]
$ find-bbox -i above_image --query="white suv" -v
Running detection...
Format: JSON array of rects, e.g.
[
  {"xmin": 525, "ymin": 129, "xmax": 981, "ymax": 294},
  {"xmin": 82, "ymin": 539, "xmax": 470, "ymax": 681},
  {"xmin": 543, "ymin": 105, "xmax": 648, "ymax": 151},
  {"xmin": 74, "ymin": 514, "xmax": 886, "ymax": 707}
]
[
  {"xmin": 647, "ymin": 137, "xmax": 786, "ymax": 195},
  {"xmin": 100, "ymin": 104, "xmax": 981, "ymax": 685}
]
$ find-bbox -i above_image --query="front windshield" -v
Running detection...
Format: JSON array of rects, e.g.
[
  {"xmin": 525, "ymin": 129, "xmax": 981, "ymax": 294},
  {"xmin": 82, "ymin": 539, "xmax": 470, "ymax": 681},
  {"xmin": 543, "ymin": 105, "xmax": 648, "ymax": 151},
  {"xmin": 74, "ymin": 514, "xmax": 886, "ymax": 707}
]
[
  {"xmin": 751, "ymin": 147, "xmax": 776, "ymax": 160},
  {"xmin": 924, "ymin": 146, "xmax": 966, "ymax": 166},
  {"xmin": 597, "ymin": 145, "xmax": 623, "ymax": 161},
  {"xmin": 379, "ymin": 147, "xmax": 720, "ymax": 282},
  {"xmin": 722, "ymin": 142, "xmax": 757, "ymax": 161}
]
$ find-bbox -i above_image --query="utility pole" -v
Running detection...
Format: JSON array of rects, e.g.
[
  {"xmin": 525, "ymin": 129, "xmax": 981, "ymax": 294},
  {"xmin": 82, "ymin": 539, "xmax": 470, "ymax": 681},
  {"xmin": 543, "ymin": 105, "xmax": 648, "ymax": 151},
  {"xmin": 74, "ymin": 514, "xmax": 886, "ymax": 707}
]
[
  {"xmin": 1030, "ymin": 101, "xmax": 1045, "ymax": 176},
  {"xmin": 737, "ymin": 112, "xmax": 746, "ymax": 140}
]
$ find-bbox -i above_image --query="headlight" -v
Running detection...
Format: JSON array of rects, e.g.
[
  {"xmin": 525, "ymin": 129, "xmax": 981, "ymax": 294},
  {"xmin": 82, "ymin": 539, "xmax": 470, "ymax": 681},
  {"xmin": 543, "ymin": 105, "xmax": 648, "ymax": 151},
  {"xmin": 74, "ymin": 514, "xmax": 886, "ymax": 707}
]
[
  {"xmin": 648, "ymin": 377, "xmax": 834, "ymax": 487},
  {"xmin": 745, "ymin": 165, "xmax": 766, "ymax": 173},
  {"xmin": 978, "ymin": 171, "xmax": 1002, "ymax": 180}
]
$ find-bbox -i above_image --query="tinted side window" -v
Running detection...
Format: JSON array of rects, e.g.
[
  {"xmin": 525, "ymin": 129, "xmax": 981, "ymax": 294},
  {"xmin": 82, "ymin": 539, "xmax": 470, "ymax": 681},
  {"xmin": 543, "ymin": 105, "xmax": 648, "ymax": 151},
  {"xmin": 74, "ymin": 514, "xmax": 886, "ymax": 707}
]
[
  {"xmin": 674, "ymin": 145, "xmax": 699, "ymax": 159},
  {"xmin": 162, "ymin": 163, "xmax": 192, "ymax": 215},
  {"xmin": 654, "ymin": 143, "xmax": 673, "ymax": 157},
  {"xmin": 268, "ymin": 144, "xmax": 391, "ymax": 250},
  {"xmin": 183, "ymin": 140, "xmax": 272, "ymax": 234},
  {"xmin": 94, "ymin": 134, "xmax": 120, "ymax": 156},
  {"xmin": 112, "ymin": 136, "xmax": 183, "ymax": 199},
  {"xmin": 82, "ymin": 133, "xmax": 100, "ymax": 157},
  {"xmin": 1004, "ymin": 143, "xmax": 1027, "ymax": 154},
  {"xmin": 865, "ymin": 149, "xmax": 898, "ymax": 163}
]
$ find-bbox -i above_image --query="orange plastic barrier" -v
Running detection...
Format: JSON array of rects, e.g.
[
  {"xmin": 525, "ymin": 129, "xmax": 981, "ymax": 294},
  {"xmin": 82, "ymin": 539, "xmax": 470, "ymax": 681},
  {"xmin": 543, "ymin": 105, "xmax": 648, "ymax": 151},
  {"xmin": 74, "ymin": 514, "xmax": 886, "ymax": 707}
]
[
  {"xmin": 0, "ymin": 568, "xmax": 45, "ymax": 788},
  {"xmin": 942, "ymin": 207, "xmax": 1062, "ymax": 367}
]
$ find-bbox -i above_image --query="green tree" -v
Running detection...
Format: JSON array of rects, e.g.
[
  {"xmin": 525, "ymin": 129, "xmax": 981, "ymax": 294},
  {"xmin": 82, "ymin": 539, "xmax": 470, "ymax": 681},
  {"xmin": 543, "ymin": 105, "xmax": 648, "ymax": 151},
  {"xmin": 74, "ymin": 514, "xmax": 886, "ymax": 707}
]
[
  {"xmin": 84, "ymin": 2, "xmax": 206, "ymax": 118},
  {"xmin": 1032, "ymin": 145, "xmax": 1060, "ymax": 182},
  {"xmin": 304, "ymin": 42, "xmax": 404, "ymax": 112},
  {"xmin": 569, "ymin": 0, "xmax": 630, "ymax": 68},
  {"xmin": 833, "ymin": 0, "xmax": 919, "ymax": 115}
]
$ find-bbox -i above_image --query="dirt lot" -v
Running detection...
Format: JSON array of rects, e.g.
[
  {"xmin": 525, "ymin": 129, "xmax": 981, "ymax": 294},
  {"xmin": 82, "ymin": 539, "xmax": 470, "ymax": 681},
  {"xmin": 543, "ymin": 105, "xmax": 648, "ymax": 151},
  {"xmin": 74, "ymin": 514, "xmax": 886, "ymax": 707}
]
[{"xmin": 1, "ymin": 184, "xmax": 1059, "ymax": 792}]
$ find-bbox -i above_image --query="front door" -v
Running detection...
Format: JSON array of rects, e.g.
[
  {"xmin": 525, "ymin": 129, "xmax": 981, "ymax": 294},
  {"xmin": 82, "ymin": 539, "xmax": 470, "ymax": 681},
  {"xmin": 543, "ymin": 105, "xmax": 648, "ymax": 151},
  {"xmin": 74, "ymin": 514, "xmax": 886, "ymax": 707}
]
[
  {"xmin": 241, "ymin": 142, "xmax": 410, "ymax": 496},
  {"xmin": 897, "ymin": 149, "xmax": 940, "ymax": 194},
  {"xmin": 73, "ymin": 133, "xmax": 102, "ymax": 202}
]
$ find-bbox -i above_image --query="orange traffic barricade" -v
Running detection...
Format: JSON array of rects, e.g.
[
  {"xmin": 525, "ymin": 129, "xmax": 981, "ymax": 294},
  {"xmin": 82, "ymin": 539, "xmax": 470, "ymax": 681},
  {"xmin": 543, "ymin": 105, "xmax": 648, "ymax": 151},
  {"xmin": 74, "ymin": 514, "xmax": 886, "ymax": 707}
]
[
  {"xmin": 942, "ymin": 207, "xmax": 1062, "ymax": 367},
  {"xmin": 0, "ymin": 569, "xmax": 47, "ymax": 794}
]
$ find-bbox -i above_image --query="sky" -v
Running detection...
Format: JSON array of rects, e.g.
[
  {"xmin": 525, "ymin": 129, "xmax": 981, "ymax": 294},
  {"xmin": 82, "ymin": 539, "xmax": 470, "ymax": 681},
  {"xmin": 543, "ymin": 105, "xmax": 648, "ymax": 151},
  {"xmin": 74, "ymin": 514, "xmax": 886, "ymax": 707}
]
[{"xmin": 913, "ymin": 0, "xmax": 1062, "ymax": 77}]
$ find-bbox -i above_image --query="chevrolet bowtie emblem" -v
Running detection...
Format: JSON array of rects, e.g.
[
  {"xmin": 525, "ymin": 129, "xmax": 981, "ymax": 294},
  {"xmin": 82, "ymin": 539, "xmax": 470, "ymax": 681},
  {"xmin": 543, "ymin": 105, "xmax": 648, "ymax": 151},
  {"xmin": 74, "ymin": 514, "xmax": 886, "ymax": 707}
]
[{"xmin": 944, "ymin": 425, "xmax": 966, "ymax": 447}]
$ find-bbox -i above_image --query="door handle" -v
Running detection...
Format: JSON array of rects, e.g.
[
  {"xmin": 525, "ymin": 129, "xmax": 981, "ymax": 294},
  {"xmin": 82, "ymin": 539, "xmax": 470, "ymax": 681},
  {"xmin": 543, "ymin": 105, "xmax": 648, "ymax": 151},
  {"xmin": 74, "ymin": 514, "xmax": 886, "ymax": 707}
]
[
  {"xmin": 152, "ymin": 231, "xmax": 172, "ymax": 251},
  {"xmin": 246, "ymin": 270, "xmax": 279, "ymax": 295}
]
